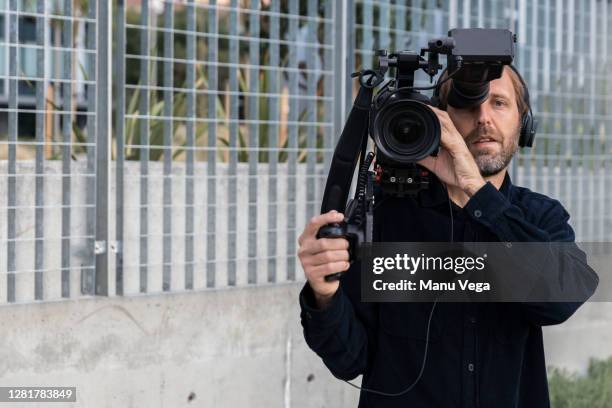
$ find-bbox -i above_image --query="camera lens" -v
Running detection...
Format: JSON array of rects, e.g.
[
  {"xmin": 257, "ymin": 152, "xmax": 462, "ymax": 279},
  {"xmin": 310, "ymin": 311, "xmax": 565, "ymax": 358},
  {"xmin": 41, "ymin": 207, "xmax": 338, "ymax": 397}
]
[
  {"xmin": 390, "ymin": 117, "xmax": 421, "ymax": 146},
  {"xmin": 448, "ymin": 80, "xmax": 490, "ymax": 109},
  {"xmin": 370, "ymin": 97, "xmax": 440, "ymax": 164}
]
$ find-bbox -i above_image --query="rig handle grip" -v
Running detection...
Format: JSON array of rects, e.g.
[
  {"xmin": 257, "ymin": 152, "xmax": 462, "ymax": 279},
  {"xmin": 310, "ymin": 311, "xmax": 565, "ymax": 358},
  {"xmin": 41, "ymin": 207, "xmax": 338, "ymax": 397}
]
[{"xmin": 317, "ymin": 223, "xmax": 350, "ymax": 282}]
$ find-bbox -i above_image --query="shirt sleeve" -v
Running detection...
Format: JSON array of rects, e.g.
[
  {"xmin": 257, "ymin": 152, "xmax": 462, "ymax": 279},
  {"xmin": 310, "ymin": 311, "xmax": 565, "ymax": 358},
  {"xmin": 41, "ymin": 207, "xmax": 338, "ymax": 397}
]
[
  {"xmin": 464, "ymin": 181, "xmax": 599, "ymax": 326},
  {"xmin": 299, "ymin": 260, "xmax": 378, "ymax": 381}
]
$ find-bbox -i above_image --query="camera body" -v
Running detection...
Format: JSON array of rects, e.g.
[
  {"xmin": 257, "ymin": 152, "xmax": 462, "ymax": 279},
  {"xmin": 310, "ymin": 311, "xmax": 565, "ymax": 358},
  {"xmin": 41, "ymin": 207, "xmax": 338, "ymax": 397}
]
[{"xmin": 370, "ymin": 28, "xmax": 516, "ymax": 196}]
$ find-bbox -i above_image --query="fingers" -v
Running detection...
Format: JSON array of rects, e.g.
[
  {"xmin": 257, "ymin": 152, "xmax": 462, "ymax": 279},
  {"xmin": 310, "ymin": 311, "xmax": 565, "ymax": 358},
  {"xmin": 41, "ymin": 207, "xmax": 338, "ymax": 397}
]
[
  {"xmin": 301, "ymin": 249, "xmax": 350, "ymax": 267},
  {"xmin": 308, "ymin": 261, "xmax": 351, "ymax": 280},
  {"xmin": 302, "ymin": 237, "xmax": 350, "ymax": 255},
  {"xmin": 298, "ymin": 238, "xmax": 350, "ymax": 264},
  {"xmin": 430, "ymin": 106, "xmax": 468, "ymax": 152},
  {"xmin": 298, "ymin": 211, "xmax": 345, "ymax": 245}
]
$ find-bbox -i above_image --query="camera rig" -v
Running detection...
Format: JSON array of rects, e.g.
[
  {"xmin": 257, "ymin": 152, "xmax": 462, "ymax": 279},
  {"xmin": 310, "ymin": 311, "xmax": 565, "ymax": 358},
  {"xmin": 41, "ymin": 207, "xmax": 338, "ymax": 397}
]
[{"xmin": 317, "ymin": 28, "xmax": 516, "ymax": 282}]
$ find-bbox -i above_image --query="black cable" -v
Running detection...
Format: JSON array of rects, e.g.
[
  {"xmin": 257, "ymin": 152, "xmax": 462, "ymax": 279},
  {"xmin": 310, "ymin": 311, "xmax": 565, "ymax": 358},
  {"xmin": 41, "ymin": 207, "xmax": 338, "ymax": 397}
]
[
  {"xmin": 353, "ymin": 152, "xmax": 375, "ymax": 226},
  {"xmin": 374, "ymin": 65, "xmax": 463, "ymax": 110},
  {"xmin": 340, "ymin": 299, "xmax": 437, "ymax": 397},
  {"xmin": 441, "ymin": 181, "xmax": 455, "ymax": 244},
  {"xmin": 337, "ymin": 179, "xmax": 456, "ymax": 398}
]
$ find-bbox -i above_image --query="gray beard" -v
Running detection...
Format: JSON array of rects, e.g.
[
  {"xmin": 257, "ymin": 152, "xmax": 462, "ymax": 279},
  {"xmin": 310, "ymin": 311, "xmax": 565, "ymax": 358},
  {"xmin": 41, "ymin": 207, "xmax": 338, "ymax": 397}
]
[
  {"xmin": 472, "ymin": 140, "xmax": 518, "ymax": 177},
  {"xmin": 466, "ymin": 125, "xmax": 520, "ymax": 177}
]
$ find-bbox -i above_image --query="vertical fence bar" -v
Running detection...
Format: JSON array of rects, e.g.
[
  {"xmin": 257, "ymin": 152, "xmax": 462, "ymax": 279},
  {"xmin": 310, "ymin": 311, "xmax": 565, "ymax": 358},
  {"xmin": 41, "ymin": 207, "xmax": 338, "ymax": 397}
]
[
  {"xmin": 84, "ymin": 0, "xmax": 97, "ymax": 295},
  {"xmin": 305, "ymin": 0, "xmax": 317, "ymax": 221},
  {"xmin": 61, "ymin": 0, "xmax": 73, "ymax": 298},
  {"xmin": 411, "ymin": 1, "xmax": 422, "ymax": 55},
  {"xmin": 576, "ymin": 0, "xmax": 586, "ymax": 240},
  {"xmin": 599, "ymin": 0, "xmax": 608, "ymax": 243},
  {"xmin": 563, "ymin": 0, "xmax": 575, "ymax": 231},
  {"xmin": 394, "ymin": 0, "xmax": 406, "ymax": 50},
  {"xmin": 381, "ymin": 0, "xmax": 390, "ymax": 50},
  {"xmin": 492, "ymin": 0, "xmax": 499, "ymax": 26},
  {"xmin": 323, "ymin": 0, "xmax": 333, "ymax": 173},
  {"xmin": 462, "ymin": 0, "xmax": 471, "ymax": 27},
  {"xmin": 115, "ymin": 0, "xmax": 126, "ymax": 295},
  {"xmin": 553, "ymin": 0, "xmax": 564, "ymax": 205},
  {"xmin": 227, "ymin": 0, "xmax": 238, "ymax": 286},
  {"xmin": 513, "ymin": 0, "xmax": 527, "ymax": 183},
  {"xmin": 543, "ymin": 0, "xmax": 553, "ymax": 197},
  {"xmin": 362, "ymin": 0, "xmax": 372, "ymax": 69},
  {"xmin": 286, "ymin": 0, "xmax": 299, "ymax": 281},
  {"xmin": 608, "ymin": 0, "xmax": 612, "ymax": 241},
  {"xmin": 267, "ymin": 0, "xmax": 279, "ymax": 283},
  {"xmin": 477, "ymin": 0, "xmax": 484, "ymax": 27},
  {"xmin": 334, "ymin": 0, "xmax": 348, "ymax": 140},
  {"xmin": 247, "ymin": 0, "xmax": 260, "ymax": 284},
  {"xmin": 345, "ymin": 0, "xmax": 355, "ymax": 120},
  {"xmin": 425, "ymin": 0, "xmax": 439, "ymax": 41},
  {"xmin": 551, "ymin": 0, "xmax": 562, "ymax": 202},
  {"xmin": 34, "ymin": 0, "xmax": 46, "ymax": 300},
  {"xmin": 95, "ymin": 0, "xmax": 111, "ymax": 295},
  {"xmin": 588, "ymin": 0, "xmax": 597, "ymax": 241},
  {"xmin": 139, "ymin": 0, "xmax": 150, "ymax": 293},
  {"xmin": 207, "ymin": 0, "xmax": 218, "ymax": 288},
  {"xmin": 321, "ymin": 0, "xmax": 334, "ymax": 225},
  {"xmin": 569, "ymin": 0, "xmax": 580, "ymax": 237},
  {"xmin": 448, "ymin": 0, "xmax": 458, "ymax": 34},
  {"xmin": 162, "ymin": 1, "xmax": 173, "ymax": 291},
  {"xmin": 185, "ymin": 0, "xmax": 195, "ymax": 290},
  {"xmin": 528, "ymin": 0, "xmax": 538, "ymax": 192},
  {"xmin": 7, "ymin": 0, "xmax": 17, "ymax": 303}
]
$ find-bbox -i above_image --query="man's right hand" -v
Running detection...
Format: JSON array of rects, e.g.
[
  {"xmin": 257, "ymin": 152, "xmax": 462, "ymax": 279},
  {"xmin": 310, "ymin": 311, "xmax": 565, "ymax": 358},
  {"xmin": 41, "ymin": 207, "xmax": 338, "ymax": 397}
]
[{"xmin": 298, "ymin": 210, "xmax": 351, "ymax": 309}]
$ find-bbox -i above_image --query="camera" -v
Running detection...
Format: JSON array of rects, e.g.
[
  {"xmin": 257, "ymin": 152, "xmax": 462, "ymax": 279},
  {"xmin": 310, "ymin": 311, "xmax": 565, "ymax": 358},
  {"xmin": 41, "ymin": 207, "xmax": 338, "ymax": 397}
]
[
  {"xmin": 370, "ymin": 28, "xmax": 516, "ymax": 196},
  {"xmin": 318, "ymin": 28, "xmax": 518, "ymax": 279}
]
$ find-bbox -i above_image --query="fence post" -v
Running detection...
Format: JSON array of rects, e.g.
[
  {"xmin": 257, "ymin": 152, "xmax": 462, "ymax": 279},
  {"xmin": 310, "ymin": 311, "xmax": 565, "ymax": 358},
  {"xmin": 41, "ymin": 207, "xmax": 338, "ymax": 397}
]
[
  {"xmin": 334, "ymin": 0, "xmax": 349, "ymax": 140},
  {"xmin": 95, "ymin": 0, "xmax": 112, "ymax": 295}
]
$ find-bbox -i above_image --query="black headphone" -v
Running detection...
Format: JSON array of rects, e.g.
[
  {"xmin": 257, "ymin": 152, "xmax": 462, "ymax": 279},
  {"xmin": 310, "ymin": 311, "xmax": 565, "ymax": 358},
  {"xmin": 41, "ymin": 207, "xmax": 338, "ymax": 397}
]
[{"xmin": 431, "ymin": 65, "xmax": 538, "ymax": 148}]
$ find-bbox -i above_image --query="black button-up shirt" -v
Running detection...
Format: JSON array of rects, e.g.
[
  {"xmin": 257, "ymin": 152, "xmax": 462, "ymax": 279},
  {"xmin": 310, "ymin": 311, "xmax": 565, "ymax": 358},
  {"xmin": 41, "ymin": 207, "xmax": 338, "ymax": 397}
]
[{"xmin": 299, "ymin": 173, "xmax": 598, "ymax": 408}]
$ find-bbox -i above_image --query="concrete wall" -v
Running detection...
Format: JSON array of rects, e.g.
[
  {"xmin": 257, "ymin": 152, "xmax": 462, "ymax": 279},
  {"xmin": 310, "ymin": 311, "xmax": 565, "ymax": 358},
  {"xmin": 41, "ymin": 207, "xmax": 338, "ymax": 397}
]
[
  {"xmin": 0, "ymin": 283, "xmax": 359, "ymax": 408},
  {"xmin": 0, "ymin": 283, "xmax": 610, "ymax": 408},
  {"xmin": 543, "ymin": 252, "xmax": 612, "ymax": 373}
]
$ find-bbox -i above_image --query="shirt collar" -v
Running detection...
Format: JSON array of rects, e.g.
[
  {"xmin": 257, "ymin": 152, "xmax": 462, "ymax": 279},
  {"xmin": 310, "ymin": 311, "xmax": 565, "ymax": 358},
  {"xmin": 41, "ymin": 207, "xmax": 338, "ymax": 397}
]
[{"xmin": 418, "ymin": 171, "xmax": 513, "ymax": 208}]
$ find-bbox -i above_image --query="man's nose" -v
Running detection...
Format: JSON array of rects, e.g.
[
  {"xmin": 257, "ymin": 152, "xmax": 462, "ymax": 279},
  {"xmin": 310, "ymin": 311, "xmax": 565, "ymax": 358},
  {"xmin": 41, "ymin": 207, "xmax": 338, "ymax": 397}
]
[{"xmin": 475, "ymin": 103, "xmax": 493, "ymax": 127}]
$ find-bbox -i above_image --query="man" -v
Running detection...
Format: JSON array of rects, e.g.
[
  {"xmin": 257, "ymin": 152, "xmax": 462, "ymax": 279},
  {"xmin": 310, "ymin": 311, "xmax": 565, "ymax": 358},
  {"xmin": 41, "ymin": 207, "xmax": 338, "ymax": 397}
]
[{"xmin": 297, "ymin": 66, "xmax": 598, "ymax": 407}]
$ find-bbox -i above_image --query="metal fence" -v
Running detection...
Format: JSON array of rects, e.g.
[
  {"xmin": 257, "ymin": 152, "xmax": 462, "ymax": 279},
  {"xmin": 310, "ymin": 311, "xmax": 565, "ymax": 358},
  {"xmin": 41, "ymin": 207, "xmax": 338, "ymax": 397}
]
[
  {"xmin": 0, "ymin": 0, "xmax": 110, "ymax": 303},
  {"xmin": 1, "ymin": 0, "xmax": 611, "ymax": 304}
]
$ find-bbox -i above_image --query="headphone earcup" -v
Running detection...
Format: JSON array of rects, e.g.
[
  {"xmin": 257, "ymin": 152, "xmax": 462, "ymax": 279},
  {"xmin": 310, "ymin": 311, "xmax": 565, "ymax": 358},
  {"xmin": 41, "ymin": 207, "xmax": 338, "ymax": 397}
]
[{"xmin": 519, "ymin": 113, "xmax": 536, "ymax": 148}]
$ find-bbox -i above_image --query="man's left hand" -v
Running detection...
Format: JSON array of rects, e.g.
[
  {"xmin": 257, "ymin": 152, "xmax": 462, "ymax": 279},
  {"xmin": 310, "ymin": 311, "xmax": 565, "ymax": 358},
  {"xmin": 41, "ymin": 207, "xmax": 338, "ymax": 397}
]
[{"xmin": 417, "ymin": 106, "xmax": 486, "ymax": 197}]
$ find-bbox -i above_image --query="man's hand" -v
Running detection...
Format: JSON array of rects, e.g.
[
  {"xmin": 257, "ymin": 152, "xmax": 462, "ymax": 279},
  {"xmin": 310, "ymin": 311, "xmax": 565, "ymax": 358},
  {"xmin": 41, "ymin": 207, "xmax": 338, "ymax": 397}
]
[
  {"xmin": 418, "ymin": 106, "xmax": 486, "ymax": 196},
  {"xmin": 298, "ymin": 210, "xmax": 351, "ymax": 309}
]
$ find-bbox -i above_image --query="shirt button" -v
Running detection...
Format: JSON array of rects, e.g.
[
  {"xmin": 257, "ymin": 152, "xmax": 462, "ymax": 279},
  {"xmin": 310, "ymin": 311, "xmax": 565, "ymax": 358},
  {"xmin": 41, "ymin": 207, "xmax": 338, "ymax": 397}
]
[
  {"xmin": 474, "ymin": 209, "xmax": 482, "ymax": 218},
  {"xmin": 469, "ymin": 316, "xmax": 477, "ymax": 324},
  {"xmin": 505, "ymin": 242, "xmax": 513, "ymax": 248},
  {"xmin": 305, "ymin": 312, "xmax": 312, "ymax": 319},
  {"xmin": 468, "ymin": 363, "xmax": 475, "ymax": 372}
]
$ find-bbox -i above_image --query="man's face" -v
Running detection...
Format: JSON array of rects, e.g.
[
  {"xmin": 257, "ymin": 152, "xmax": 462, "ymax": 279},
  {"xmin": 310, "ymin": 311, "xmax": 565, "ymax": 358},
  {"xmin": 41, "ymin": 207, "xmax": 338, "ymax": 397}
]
[{"xmin": 447, "ymin": 69, "xmax": 522, "ymax": 177}]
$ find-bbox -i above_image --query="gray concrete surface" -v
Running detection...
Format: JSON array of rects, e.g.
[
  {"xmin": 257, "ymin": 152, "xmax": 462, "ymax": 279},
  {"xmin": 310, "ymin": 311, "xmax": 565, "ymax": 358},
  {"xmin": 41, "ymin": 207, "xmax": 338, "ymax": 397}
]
[
  {"xmin": 0, "ymin": 282, "xmax": 610, "ymax": 408},
  {"xmin": 0, "ymin": 283, "xmax": 359, "ymax": 408}
]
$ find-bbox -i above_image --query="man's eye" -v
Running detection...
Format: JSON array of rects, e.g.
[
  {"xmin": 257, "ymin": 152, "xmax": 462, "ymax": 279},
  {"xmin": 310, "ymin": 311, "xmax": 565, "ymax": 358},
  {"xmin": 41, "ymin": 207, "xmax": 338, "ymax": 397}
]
[{"xmin": 494, "ymin": 99, "xmax": 507, "ymax": 107}]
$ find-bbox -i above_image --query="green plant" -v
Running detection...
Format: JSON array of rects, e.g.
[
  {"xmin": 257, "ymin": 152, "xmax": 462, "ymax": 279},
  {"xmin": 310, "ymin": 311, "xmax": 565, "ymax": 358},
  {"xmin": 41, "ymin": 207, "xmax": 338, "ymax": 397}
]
[{"xmin": 548, "ymin": 357, "xmax": 612, "ymax": 407}]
